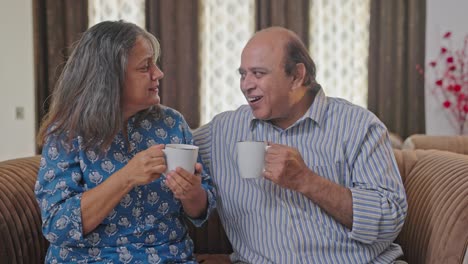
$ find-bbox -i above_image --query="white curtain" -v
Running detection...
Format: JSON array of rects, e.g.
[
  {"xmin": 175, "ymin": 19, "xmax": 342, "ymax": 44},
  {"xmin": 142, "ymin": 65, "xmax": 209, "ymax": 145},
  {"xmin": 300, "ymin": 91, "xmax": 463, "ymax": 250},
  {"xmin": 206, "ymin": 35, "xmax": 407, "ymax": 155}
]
[
  {"xmin": 309, "ymin": 0, "xmax": 370, "ymax": 108},
  {"xmin": 88, "ymin": 0, "xmax": 145, "ymax": 28},
  {"xmin": 199, "ymin": 0, "xmax": 255, "ymax": 125}
]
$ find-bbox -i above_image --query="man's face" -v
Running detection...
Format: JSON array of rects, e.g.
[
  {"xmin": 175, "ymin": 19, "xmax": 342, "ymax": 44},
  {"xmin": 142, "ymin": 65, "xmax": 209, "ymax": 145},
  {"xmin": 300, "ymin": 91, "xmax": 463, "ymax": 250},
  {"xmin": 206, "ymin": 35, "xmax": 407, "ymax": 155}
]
[
  {"xmin": 239, "ymin": 35, "xmax": 296, "ymax": 128},
  {"xmin": 122, "ymin": 36, "xmax": 164, "ymax": 119}
]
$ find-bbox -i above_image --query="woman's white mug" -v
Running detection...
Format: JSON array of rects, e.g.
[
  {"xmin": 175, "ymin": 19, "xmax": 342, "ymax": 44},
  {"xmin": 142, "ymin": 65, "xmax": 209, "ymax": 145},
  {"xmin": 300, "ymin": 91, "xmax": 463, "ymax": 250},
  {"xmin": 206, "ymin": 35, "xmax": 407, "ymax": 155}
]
[
  {"xmin": 162, "ymin": 144, "xmax": 199, "ymax": 173},
  {"xmin": 236, "ymin": 141, "xmax": 269, "ymax": 179}
]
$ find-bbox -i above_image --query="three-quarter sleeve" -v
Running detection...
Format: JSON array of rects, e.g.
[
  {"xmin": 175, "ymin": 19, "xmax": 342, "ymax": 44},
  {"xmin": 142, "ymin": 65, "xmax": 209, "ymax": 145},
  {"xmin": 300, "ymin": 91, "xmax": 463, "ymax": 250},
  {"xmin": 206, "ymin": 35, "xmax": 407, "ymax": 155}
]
[{"xmin": 35, "ymin": 137, "xmax": 87, "ymax": 246}]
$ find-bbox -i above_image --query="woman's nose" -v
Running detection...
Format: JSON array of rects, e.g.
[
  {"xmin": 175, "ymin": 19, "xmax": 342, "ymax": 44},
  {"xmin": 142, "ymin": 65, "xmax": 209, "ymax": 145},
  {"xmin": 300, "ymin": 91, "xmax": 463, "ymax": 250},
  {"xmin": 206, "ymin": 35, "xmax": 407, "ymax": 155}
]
[{"xmin": 151, "ymin": 65, "xmax": 164, "ymax": 80}]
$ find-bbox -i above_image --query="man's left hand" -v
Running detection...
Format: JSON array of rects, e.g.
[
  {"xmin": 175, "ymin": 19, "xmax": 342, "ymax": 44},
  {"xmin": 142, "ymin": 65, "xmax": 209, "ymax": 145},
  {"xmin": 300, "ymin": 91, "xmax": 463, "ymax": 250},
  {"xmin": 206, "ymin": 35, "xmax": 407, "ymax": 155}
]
[{"xmin": 263, "ymin": 143, "xmax": 311, "ymax": 192}]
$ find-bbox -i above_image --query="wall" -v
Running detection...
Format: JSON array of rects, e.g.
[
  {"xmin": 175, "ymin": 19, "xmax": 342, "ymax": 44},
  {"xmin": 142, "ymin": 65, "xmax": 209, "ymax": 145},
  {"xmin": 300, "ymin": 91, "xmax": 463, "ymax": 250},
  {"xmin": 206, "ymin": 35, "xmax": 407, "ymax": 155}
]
[
  {"xmin": 0, "ymin": 1, "xmax": 36, "ymax": 161},
  {"xmin": 425, "ymin": 0, "xmax": 468, "ymax": 135}
]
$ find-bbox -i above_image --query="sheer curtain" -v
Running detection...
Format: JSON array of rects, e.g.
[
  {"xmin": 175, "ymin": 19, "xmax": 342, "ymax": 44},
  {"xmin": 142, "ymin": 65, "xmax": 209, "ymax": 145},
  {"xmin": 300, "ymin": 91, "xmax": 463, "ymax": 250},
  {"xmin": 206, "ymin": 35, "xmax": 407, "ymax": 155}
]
[
  {"xmin": 88, "ymin": 0, "xmax": 145, "ymax": 28},
  {"xmin": 199, "ymin": 0, "xmax": 255, "ymax": 125},
  {"xmin": 309, "ymin": 0, "xmax": 370, "ymax": 108}
]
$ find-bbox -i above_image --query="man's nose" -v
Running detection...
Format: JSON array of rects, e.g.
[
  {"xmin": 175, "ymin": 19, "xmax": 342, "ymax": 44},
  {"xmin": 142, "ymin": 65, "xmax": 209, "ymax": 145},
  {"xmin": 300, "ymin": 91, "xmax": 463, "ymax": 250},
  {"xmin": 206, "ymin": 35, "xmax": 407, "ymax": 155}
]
[{"xmin": 240, "ymin": 73, "xmax": 255, "ymax": 92}]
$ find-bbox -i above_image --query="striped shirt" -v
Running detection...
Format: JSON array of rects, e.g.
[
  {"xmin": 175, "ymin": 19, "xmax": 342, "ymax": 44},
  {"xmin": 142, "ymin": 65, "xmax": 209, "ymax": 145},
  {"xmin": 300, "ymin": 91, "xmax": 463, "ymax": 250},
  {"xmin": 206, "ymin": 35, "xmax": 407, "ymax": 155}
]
[{"xmin": 193, "ymin": 89, "xmax": 407, "ymax": 264}]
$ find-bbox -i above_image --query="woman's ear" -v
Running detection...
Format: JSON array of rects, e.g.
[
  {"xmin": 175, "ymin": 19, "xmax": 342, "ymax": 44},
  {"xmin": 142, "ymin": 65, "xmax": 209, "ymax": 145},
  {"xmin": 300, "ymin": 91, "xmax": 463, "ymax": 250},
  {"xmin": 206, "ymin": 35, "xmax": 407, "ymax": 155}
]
[{"xmin": 291, "ymin": 63, "xmax": 306, "ymax": 89}]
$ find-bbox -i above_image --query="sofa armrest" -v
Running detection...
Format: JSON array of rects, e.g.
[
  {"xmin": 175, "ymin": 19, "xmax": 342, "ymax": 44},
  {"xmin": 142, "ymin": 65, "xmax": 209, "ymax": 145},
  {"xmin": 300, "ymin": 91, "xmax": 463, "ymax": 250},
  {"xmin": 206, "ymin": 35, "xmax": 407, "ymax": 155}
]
[
  {"xmin": 0, "ymin": 156, "xmax": 49, "ymax": 263},
  {"xmin": 394, "ymin": 149, "xmax": 468, "ymax": 264}
]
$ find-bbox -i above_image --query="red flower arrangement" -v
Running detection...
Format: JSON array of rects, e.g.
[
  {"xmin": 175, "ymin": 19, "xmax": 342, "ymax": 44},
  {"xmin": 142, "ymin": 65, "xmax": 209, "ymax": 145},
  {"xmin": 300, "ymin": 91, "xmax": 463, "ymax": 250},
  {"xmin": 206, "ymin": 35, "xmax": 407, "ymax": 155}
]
[{"xmin": 417, "ymin": 31, "xmax": 468, "ymax": 135}]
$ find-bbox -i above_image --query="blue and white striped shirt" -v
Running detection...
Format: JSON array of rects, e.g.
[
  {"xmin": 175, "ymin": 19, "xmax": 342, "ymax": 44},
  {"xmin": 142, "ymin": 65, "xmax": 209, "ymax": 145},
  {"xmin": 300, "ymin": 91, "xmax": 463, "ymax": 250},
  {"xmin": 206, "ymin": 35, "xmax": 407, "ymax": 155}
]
[{"xmin": 193, "ymin": 89, "xmax": 407, "ymax": 264}]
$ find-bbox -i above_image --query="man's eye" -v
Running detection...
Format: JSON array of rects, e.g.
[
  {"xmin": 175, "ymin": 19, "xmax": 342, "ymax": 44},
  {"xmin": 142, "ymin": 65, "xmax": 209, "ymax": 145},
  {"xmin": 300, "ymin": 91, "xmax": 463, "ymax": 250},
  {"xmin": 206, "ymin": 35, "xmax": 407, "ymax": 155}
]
[
  {"xmin": 239, "ymin": 72, "xmax": 246, "ymax": 80},
  {"xmin": 253, "ymin": 71, "xmax": 264, "ymax": 78},
  {"xmin": 140, "ymin": 65, "xmax": 149, "ymax": 71}
]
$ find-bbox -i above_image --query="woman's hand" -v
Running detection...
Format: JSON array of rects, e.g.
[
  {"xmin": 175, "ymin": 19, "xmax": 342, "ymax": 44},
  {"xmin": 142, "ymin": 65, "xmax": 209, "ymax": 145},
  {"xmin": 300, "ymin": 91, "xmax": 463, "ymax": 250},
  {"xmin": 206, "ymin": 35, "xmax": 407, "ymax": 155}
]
[
  {"xmin": 120, "ymin": 144, "xmax": 167, "ymax": 187},
  {"xmin": 165, "ymin": 163, "xmax": 208, "ymax": 218}
]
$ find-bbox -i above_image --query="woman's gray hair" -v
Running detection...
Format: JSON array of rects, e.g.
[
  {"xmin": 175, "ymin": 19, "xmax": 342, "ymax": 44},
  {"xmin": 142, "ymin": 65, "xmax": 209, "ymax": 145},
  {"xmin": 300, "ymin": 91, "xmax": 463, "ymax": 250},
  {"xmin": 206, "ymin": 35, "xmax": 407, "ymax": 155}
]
[{"xmin": 38, "ymin": 20, "xmax": 161, "ymax": 151}]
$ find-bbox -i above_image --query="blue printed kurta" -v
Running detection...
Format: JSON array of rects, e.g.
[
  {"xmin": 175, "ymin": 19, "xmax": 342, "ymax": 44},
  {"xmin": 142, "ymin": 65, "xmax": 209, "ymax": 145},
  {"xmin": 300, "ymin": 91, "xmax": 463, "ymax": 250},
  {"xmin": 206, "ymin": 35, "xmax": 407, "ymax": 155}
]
[{"xmin": 35, "ymin": 106, "xmax": 216, "ymax": 263}]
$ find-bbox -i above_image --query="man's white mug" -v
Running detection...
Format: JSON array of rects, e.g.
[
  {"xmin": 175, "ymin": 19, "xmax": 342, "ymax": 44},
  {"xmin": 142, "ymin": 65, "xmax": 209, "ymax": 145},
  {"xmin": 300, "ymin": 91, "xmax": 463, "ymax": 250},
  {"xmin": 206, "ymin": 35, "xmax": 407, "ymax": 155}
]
[
  {"xmin": 162, "ymin": 144, "xmax": 199, "ymax": 173},
  {"xmin": 236, "ymin": 141, "xmax": 269, "ymax": 179}
]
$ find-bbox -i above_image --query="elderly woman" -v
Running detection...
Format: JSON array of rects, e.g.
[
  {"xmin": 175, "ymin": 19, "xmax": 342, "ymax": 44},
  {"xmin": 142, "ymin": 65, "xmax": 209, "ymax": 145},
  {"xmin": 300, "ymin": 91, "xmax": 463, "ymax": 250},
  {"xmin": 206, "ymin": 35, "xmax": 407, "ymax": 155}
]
[{"xmin": 35, "ymin": 20, "xmax": 216, "ymax": 263}]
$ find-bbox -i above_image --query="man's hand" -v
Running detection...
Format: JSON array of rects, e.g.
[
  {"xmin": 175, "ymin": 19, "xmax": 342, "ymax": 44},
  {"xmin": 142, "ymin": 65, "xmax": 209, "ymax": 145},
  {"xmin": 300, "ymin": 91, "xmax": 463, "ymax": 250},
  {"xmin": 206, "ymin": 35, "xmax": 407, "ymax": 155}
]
[
  {"xmin": 263, "ymin": 143, "xmax": 353, "ymax": 229},
  {"xmin": 263, "ymin": 143, "xmax": 312, "ymax": 192}
]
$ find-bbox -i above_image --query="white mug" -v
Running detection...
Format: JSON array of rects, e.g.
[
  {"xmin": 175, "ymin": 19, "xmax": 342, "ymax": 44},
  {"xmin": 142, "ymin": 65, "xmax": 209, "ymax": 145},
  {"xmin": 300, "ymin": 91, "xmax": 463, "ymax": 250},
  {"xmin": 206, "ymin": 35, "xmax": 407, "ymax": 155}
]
[
  {"xmin": 162, "ymin": 144, "xmax": 199, "ymax": 173},
  {"xmin": 236, "ymin": 141, "xmax": 269, "ymax": 179}
]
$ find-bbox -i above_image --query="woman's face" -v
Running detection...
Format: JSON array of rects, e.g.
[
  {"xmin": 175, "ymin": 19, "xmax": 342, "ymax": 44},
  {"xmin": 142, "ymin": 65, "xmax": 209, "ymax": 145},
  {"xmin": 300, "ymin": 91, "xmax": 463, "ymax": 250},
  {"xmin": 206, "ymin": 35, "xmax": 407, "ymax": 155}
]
[{"xmin": 122, "ymin": 36, "xmax": 164, "ymax": 120}]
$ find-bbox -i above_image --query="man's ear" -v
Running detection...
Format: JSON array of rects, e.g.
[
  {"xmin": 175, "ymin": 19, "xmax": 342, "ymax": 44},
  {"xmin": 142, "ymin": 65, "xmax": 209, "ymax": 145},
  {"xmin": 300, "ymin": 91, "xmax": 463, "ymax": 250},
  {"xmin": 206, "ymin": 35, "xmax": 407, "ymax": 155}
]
[{"xmin": 291, "ymin": 63, "xmax": 306, "ymax": 89}]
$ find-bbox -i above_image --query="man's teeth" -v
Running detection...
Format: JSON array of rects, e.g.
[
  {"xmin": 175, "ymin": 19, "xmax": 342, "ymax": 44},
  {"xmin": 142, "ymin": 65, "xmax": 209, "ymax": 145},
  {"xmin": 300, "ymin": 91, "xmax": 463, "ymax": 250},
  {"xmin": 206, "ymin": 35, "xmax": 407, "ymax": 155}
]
[{"xmin": 248, "ymin": 96, "xmax": 261, "ymax": 102}]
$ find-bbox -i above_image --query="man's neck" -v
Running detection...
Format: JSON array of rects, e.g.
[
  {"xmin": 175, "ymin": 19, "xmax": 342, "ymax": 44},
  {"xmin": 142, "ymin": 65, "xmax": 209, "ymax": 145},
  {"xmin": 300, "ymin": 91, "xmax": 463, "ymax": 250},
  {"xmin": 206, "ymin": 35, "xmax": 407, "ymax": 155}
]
[{"xmin": 271, "ymin": 88, "xmax": 317, "ymax": 129}]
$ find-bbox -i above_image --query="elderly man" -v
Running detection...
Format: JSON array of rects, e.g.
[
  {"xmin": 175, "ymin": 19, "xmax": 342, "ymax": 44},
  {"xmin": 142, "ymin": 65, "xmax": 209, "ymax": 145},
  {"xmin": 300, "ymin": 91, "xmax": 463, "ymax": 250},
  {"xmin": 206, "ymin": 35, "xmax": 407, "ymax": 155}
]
[{"xmin": 194, "ymin": 27, "xmax": 407, "ymax": 264}]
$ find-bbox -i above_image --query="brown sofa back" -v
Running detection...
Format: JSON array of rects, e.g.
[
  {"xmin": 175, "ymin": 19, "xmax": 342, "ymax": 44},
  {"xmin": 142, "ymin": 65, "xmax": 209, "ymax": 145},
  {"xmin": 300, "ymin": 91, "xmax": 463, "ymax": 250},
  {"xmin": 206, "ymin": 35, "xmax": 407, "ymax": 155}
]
[{"xmin": 1, "ymin": 150, "xmax": 467, "ymax": 264}]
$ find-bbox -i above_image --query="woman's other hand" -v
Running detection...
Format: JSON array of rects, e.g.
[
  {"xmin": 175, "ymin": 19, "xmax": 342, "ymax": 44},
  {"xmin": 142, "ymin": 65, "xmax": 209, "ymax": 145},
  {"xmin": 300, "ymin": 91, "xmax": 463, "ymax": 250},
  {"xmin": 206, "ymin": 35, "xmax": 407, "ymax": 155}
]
[{"xmin": 165, "ymin": 163, "xmax": 208, "ymax": 218}]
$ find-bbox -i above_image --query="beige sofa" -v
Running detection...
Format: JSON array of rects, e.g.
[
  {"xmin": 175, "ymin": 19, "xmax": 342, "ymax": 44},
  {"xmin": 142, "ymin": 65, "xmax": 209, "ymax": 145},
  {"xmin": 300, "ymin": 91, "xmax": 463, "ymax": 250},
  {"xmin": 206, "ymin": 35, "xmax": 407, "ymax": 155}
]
[
  {"xmin": 402, "ymin": 134, "xmax": 468, "ymax": 155},
  {"xmin": 1, "ymin": 150, "xmax": 467, "ymax": 263}
]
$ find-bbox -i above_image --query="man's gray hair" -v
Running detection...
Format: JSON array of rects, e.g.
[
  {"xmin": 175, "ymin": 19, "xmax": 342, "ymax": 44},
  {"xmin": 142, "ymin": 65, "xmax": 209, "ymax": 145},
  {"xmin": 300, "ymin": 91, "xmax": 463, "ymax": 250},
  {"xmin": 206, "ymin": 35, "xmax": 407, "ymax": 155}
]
[{"xmin": 283, "ymin": 34, "xmax": 320, "ymax": 91}]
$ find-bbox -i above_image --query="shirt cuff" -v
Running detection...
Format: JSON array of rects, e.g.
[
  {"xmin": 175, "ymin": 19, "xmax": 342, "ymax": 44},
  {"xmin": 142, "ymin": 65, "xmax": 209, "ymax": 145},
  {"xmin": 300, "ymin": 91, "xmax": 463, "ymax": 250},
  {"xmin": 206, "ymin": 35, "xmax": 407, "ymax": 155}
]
[{"xmin": 348, "ymin": 188, "xmax": 382, "ymax": 244}]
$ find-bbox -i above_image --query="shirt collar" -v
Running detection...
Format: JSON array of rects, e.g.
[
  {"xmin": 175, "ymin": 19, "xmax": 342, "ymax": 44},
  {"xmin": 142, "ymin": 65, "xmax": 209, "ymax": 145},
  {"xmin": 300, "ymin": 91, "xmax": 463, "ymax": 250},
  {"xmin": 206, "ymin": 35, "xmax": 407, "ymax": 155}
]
[{"xmin": 248, "ymin": 88, "xmax": 328, "ymax": 130}]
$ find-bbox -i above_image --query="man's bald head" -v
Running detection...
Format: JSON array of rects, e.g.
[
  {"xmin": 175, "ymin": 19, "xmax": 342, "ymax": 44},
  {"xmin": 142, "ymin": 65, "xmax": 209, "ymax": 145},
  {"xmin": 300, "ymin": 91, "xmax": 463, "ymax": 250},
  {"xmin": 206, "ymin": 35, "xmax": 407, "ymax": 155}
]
[{"xmin": 244, "ymin": 26, "xmax": 318, "ymax": 89}]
